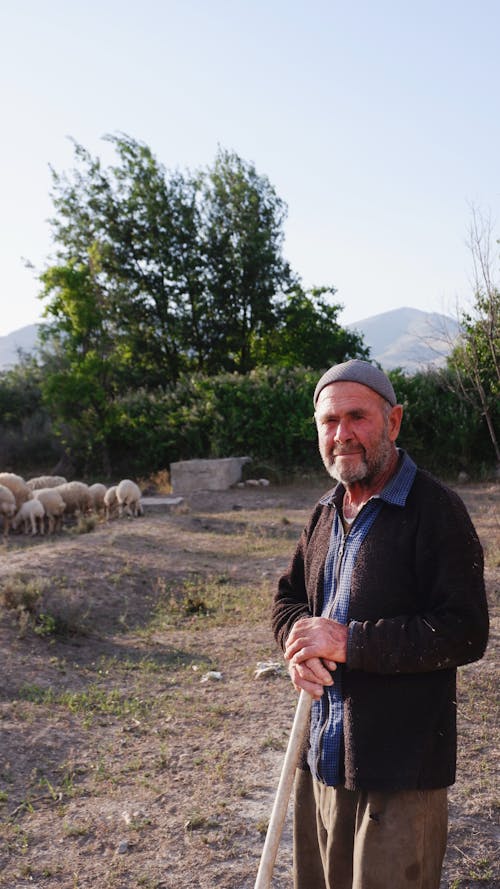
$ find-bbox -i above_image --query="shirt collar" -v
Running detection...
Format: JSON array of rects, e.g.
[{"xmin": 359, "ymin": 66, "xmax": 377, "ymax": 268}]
[{"xmin": 319, "ymin": 449, "xmax": 417, "ymax": 509}]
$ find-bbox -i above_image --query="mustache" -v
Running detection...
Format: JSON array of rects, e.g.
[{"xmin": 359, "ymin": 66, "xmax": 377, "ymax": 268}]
[{"xmin": 333, "ymin": 446, "xmax": 365, "ymax": 457}]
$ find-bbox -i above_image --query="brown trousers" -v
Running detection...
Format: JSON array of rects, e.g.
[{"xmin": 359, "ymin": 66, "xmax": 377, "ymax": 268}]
[{"xmin": 293, "ymin": 769, "xmax": 448, "ymax": 889}]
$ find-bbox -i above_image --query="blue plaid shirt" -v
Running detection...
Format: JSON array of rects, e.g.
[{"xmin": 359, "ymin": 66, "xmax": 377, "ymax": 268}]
[{"xmin": 307, "ymin": 450, "xmax": 417, "ymax": 785}]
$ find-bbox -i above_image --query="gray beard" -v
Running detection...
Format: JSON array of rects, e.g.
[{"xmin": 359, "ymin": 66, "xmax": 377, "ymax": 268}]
[{"xmin": 324, "ymin": 437, "xmax": 394, "ymax": 487}]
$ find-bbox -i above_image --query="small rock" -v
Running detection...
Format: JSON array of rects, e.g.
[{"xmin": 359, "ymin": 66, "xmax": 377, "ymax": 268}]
[
  {"xmin": 200, "ymin": 671, "xmax": 223, "ymax": 683},
  {"xmin": 122, "ymin": 809, "xmax": 146, "ymax": 826},
  {"xmin": 254, "ymin": 661, "xmax": 286, "ymax": 679},
  {"xmin": 117, "ymin": 840, "xmax": 129, "ymax": 854}
]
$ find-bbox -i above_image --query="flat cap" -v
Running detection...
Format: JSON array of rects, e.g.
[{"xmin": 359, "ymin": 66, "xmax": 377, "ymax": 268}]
[{"xmin": 313, "ymin": 359, "xmax": 397, "ymax": 408}]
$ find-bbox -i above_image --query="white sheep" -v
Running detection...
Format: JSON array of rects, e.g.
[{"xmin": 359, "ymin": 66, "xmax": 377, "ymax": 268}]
[
  {"xmin": 32, "ymin": 488, "xmax": 66, "ymax": 534},
  {"xmin": 26, "ymin": 475, "xmax": 67, "ymax": 491},
  {"xmin": 104, "ymin": 485, "xmax": 118, "ymax": 521},
  {"xmin": 88, "ymin": 483, "xmax": 107, "ymax": 514},
  {"xmin": 52, "ymin": 481, "xmax": 92, "ymax": 519},
  {"xmin": 12, "ymin": 499, "xmax": 45, "ymax": 536},
  {"xmin": 0, "ymin": 483, "xmax": 17, "ymax": 538},
  {"xmin": 0, "ymin": 472, "xmax": 31, "ymax": 509},
  {"xmin": 116, "ymin": 479, "xmax": 143, "ymax": 518}
]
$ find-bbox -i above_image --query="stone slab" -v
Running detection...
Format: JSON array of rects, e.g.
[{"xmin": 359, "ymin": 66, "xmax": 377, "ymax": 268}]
[
  {"xmin": 170, "ymin": 457, "xmax": 251, "ymax": 494},
  {"xmin": 141, "ymin": 496, "xmax": 184, "ymax": 511}
]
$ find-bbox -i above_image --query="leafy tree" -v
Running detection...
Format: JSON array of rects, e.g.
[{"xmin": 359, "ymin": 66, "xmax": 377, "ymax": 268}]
[
  {"xmin": 446, "ymin": 209, "xmax": 500, "ymax": 466},
  {"xmin": 200, "ymin": 148, "xmax": 292, "ymax": 373},
  {"xmin": 45, "ymin": 135, "xmax": 203, "ymax": 386},
  {"xmin": 251, "ymin": 285, "xmax": 369, "ymax": 369},
  {"xmin": 36, "ymin": 134, "xmax": 369, "ymax": 471},
  {"xmin": 38, "ymin": 253, "xmax": 121, "ymax": 475},
  {"xmin": 42, "ymin": 136, "xmax": 295, "ymax": 382}
]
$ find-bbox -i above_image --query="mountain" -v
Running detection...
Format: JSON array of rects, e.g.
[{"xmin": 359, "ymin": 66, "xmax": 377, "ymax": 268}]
[
  {"xmin": 0, "ymin": 308, "xmax": 460, "ymax": 373},
  {"xmin": 348, "ymin": 307, "xmax": 460, "ymax": 372},
  {"xmin": 0, "ymin": 324, "xmax": 42, "ymax": 369}
]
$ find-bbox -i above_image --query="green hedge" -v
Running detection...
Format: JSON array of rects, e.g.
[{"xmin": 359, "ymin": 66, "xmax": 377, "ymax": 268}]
[
  {"xmin": 106, "ymin": 367, "xmax": 323, "ymax": 477},
  {"xmin": 1, "ymin": 363, "xmax": 497, "ymax": 480},
  {"xmin": 104, "ymin": 365, "xmax": 496, "ymax": 480},
  {"xmin": 389, "ymin": 368, "xmax": 496, "ymax": 478}
]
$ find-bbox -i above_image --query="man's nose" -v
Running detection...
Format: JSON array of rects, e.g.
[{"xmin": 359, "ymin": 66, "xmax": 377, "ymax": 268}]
[{"xmin": 334, "ymin": 417, "xmax": 352, "ymax": 441}]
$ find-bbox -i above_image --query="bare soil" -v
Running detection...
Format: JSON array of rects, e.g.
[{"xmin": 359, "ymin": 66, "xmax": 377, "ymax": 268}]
[{"xmin": 0, "ymin": 479, "xmax": 498, "ymax": 889}]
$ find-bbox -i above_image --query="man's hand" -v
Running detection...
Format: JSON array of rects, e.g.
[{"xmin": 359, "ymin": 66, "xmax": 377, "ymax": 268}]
[
  {"xmin": 285, "ymin": 616, "xmax": 349, "ymax": 672},
  {"xmin": 288, "ymin": 656, "xmax": 335, "ymax": 699}
]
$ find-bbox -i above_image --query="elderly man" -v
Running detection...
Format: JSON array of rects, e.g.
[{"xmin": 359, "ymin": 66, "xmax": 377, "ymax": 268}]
[{"xmin": 272, "ymin": 359, "xmax": 489, "ymax": 889}]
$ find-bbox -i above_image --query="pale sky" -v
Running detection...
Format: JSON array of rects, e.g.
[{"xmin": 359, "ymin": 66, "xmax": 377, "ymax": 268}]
[{"xmin": 1, "ymin": 0, "xmax": 499, "ymax": 337}]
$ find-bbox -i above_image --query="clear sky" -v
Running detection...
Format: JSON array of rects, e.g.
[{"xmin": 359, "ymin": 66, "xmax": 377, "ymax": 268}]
[{"xmin": 1, "ymin": 0, "xmax": 499, "ymax": 337}]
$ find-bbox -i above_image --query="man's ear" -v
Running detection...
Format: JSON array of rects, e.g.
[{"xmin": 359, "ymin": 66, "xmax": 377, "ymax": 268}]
[{"xmin": 388, "ymin": 404, "xmax": 403, "ymax": 442}]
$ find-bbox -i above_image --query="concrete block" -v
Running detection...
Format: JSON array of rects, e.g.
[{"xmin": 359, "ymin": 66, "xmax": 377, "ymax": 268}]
[{"xmin": 170, "ymin": 457, "xmax": 251, "ymax": 494}]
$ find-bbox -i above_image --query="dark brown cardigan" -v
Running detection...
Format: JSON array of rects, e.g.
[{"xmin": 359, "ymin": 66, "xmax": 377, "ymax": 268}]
[{"xmin": 272, "ymin": 467, "xmax": 489, "ymax": 791}]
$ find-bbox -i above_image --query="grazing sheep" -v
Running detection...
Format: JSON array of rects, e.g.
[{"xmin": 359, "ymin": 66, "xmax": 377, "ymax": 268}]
[
  {"xmin": 88, "ymin": 483, "xmax": 107, "ymax": 514},
  {"xmin": 104, "ymin": 485, "xmax": 118, "ymax": 521},
  {"xmin": 32, "ymin": 488, "xmax": 66, "ymax": 534},
  {"xmin": 116, "ymin": 479, "xmax": 143, "ymax": 518},
  {"xmin": 26, "ymin": 475, "xmax": 67, "ymax": 491},
  {"xmin": 0, "ymin": 472, "xmax": 31, "ymax": 509},
  {"xmin": 52, "ymin": 481, "xmax": 92, "ymax": 519},
  {"xmin": 12, "ymin": 499, "xmax": 45, "ymax": 536},
  {"xmin": 0, "ymin": 484, "xmax": 17, "ymax": 538}
]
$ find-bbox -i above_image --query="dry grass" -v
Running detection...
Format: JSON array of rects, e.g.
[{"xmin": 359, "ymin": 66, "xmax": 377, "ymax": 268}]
[{"xmin": 0, "ymin": 479, "xmax": 498, "ymax": 888}]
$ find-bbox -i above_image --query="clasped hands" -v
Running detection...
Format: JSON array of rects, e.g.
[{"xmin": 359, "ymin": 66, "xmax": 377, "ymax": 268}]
[{"xmin": 284, "ymin": 616, "xmax": 349, "ymax": 700}]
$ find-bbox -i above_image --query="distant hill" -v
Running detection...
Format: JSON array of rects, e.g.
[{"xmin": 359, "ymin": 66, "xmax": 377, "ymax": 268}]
[
  {"xmin": 348, "ymin": 307, "xmax": 460, "ymax": 372},
  {"xmin": 0, "ymin": 308, "xmax": 460, "ymax": 373},
  {"xmin": 0, "ymin": 324, "xmax": 42, "ymax": 369}
]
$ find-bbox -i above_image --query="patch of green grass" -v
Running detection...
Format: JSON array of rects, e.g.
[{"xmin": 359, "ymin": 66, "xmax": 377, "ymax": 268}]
[
  {"xmin": 3, "ymin": 824, "xmax": 30, "ymax": 854},
  {"xmin": 17, "ymin": 682, "xmax": 157, "ymax": 724},
  {"xmin": 63, "ymin": 819, "xmax": 92, "ymax": 838},
  {"xmin": 33, "ymin": 612, "xmax": 58, "ymax": 637},
  {"xmin": 184, "ymin": 812, "xmax": 220, "ymax": 831},
  {"xmin": 0, "ymin": 576, "xmax": 50, "ymax": 637},
  {"xmin": 0, "ymin": 575, "xmax": 48, "ymax": 613},
  {"xmin": 0, "ymin": 573, "xmax": 91, "ymax": 638},
  {"xmin": 259, "ymin": 734, "xmax": 286, "ymax": 752},
  {"xmin": 151, "ymin": 573, "xmax": 270, "ymax": 630},
  {"xmin": 95, "ymin": 650, "xmax": 200, "ymax": 675}
]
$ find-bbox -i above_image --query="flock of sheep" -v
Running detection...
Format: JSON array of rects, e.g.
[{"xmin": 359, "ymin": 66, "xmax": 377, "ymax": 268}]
[{"xmin": 0, "ymin": 473, "xmax": 144, "ymax": 539}]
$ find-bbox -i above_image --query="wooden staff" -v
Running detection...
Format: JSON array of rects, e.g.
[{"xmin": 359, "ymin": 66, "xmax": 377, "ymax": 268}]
[{"xmin": 254, "ymin": 689, "xmax": 312, "ymax": 889}]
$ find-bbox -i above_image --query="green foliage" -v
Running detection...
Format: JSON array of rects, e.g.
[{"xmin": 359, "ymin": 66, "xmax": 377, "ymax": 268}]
[
  {"xmin": 251, "ymin": 285, "xmax": 369, "ymax": 368},
  {"xmin": 0, "ymin": 357, "xmax": 61, "ymax": 472},
  {"xmin": 2, "ymin": 357, "xmax": 497, "ymax": 481},
  {"xmin": 389, "ymin": 368, "xmax": 491, "ymax": 476},
  {"xmin": 200, "ymin": 148, "xmax": 291, "ymax": 372},
  {"xmin": 446, "ymin": 288, "xmax": 500, "ymax": 465},
  {"xmin": 102, "ymin": 366, "xmax": 321, "ymax": 477},
  {"xmin": 41, "ymin": 135, "xmax": 293, "ymax": 386},
  {"xmin": 444, "ymin": 208, "xmax": 500, "ymax": 466},
  {"xmin": 36, "ymin": 132, "xmax": 372, "ymax": 472},
  {"xmin": 8, "ymin": 140, "xmax": 497, "ymax": 480},
  {"xmin": 104, "ymin": 365, "xmax": 496, "ymax": 480}
]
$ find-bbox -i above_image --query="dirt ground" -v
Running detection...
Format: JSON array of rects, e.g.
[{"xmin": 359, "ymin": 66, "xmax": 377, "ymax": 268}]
[{"xmin": 0, "ymin": 478, "xmax": 498, "ymax": 889}]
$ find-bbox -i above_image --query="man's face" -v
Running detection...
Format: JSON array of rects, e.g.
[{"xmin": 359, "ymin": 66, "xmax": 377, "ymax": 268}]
[{"xmin": 314, "ymin": 381, "xmax": 402, "ymax": 486}]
